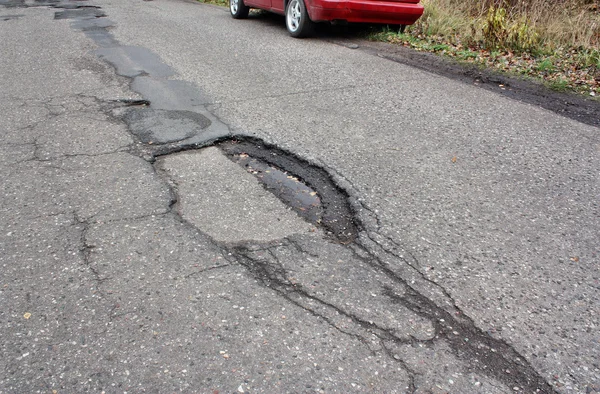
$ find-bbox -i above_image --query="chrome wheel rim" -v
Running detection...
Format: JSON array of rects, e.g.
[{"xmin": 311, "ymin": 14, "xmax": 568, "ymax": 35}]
[
  {"xmin": 286, "ymin": 0, "xmax": 301, "ymax": 32},
  {"xmin": 230, "ymin": 0, "xmax": 238, "ymax": 14}
]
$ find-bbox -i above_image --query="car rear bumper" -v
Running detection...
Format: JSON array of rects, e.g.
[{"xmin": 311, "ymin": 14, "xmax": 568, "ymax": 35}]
[{"xmin": 308, "ymin": 0, "xmax": 423, "ymax": 25}]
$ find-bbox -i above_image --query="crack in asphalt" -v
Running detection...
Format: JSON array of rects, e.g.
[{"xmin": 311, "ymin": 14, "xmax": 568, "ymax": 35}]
[
  {"xmin": 361, "ymin": 231, "xmax": 460, "ymax": 311},
  {"xmin": 349, "ymin": 233, "xmax": 557, "ymax": 392},
  {"xmin": 184, "ymin": 263, "xmax": 232, "ymax": 279},
  {"xmin": 152, "ymin": 120, "xmax": 558, "ymax": 391},
  {"xmin": 73, "ymin": 212, "xmax": 112, "ymax": 300},
  {"xmin": 233, "ymin": 244, "xmax": 428, "ymax": 344},
  {"xmin": 230, "ymin": 247, "xmax": 384, "ymax": 353},
  {"xmin": 230, "ymin": 239, "xmax": 557, "ymax": 393},
  {"xmin": 383, "ymin": 285, "xmax": 552, "ymax": 393},
  {"xmin": 286, "ymin": 238, "xmax": 320, "ymax": 258},
  {"xmin": 15, "ymin": 147, "xmax": 133, "ymax": 165}
]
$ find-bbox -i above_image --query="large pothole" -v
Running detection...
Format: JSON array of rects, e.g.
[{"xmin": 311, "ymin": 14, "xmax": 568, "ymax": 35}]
[
  {"xmin": 155, "ymin": 138, "xmax": 358, "ymax": 244},
  {"xmin": 218, "ymin": 138, "xmax": 358, "ymax": 244}
]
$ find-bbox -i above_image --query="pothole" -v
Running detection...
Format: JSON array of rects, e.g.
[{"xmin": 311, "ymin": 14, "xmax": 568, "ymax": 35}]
[
  {"xmin": 153, "ymin": 137, "xmax": 358, "ymax": 244},
  {"xmin": 217, "ymin": 138, "xmax": 358, "ymax": 244}
]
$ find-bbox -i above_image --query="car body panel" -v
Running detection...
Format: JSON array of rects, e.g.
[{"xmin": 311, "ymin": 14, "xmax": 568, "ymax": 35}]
[
  {"xmin": 307, "ymin": 0, "xmax": 423, "ymax": 24},
  {"xmin": 244, "ymin": 0, "xmax": 272, "ymax": 10},
  {"xmin": 243, "ymin": 0, "xmax": 423, "ymax": 25},
  {"xmin": 271, "ymin": 0, "xmax": 285, "ymax": 13}
]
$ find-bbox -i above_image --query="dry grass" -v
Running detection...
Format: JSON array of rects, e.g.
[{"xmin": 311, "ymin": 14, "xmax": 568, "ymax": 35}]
[
  {"xmin": 413, "ymin": 0, "xmax": 599, "ymax": 53},
  {"xmin": 374, "ymin": 0, "xmax": 600, "ymax": 95}
]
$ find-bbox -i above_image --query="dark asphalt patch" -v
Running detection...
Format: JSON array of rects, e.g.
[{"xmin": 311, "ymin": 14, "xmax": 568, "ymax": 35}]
[
  {"xmin": 218, "ymin": 138, "xmax": 358, "ymax": 244},
  {"xmin": 0, "ymin": 0, "xmax": 119, "ymax": 45},
  {"xmin": 124, "ymin": 108, "xmax": 212, "ymax": 144},
  {"xmin": 131, "ymin": 77, "xmax": 211, "ymax": 110},
  {"xmin": 54, "ymin": 7, "xmax": 104, "ymax": 19},
  {"xmin": 51, "ymin": 2, "xmax": 97, "ymax": 9},
  {"xmin": 96, "ymin": 46, "xmax": 175, "ymax": 78},
  {"xmin": 1, "ymin": 0, "xmax": 95, "ymax": 8},
  {"xmin": 0, "ymin": 0, "xmax": 26, "ymax": 7}
]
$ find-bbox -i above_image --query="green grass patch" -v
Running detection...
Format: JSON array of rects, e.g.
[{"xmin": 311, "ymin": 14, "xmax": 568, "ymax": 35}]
[
  {"xmin": 535, "ymin": 58, "xmax": 555, "ymax": 73},
  {"xmin": 456, "ymin": 49, "xmax": 478, "ymax": 60},
  {"xmin": 548, "ymin": 78, "xmax": 570, "ymax": 92}
]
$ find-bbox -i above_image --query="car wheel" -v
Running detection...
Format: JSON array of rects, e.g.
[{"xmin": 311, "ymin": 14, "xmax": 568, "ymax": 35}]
[
  {"xmin": 285, "ymin": 0, "xmax": 314, "ymax": 38},
  {"xmin": 230, "ymin": 0, "xmax": 249, "ymax": 19}
]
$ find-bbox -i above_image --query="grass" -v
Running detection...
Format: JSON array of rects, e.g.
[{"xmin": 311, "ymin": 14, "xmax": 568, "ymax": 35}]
[
  {"xmin": 370, "ymin": 0, "xmax": 600, "ymax": 97},
  {"xmin": 548, "ymin": 77, "xmax": 571, "ymax": 91}
]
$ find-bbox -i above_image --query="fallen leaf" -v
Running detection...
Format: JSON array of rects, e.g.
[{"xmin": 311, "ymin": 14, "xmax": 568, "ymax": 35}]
[{"xmin": 451, "ymin": 156, "xmax": 457, "ymax": 163}]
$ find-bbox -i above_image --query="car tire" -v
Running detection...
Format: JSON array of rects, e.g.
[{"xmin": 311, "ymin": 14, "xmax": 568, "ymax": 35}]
[
  {"xmin": 285, "ymin": 0, "xmax": 314, "ymax": 38},
  {"xmin": 230, "ymin": 0, "xmax": 249, "ymax": 19}
]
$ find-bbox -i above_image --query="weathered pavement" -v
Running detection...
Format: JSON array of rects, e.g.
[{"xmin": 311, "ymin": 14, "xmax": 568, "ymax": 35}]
[{"xmin": 1, "ymin": 0, "xmax": 599, "ymax": 393}]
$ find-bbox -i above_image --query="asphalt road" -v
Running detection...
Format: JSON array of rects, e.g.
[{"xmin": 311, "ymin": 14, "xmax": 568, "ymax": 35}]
[{"xmin": 1, "ymin": 0, "xmax": 599, "ymax": 393}]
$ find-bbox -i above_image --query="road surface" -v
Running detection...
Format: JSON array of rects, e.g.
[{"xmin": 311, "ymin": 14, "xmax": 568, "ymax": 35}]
[{"xmin": 1, "ymin": 0, "xmax": 599, "ymax": 393}]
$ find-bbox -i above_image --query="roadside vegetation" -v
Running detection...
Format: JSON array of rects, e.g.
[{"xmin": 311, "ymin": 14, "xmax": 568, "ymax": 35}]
[
  {"xmin": 198, "ymin": 0, "xmax": 229, "ymax": 6},
  {"xmin": 371, "ymin": 0, "xmax": 599, "ymax": 96}
]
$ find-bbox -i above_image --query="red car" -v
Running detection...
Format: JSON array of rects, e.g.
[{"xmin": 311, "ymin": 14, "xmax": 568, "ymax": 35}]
[{"xmin": 230, "ymin": 0, "xmax": 423, "ymax": 38}]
